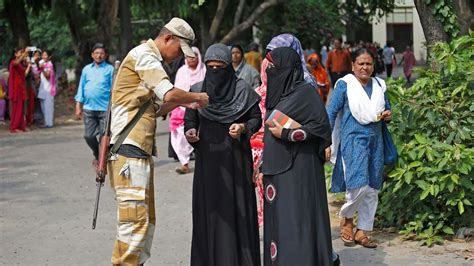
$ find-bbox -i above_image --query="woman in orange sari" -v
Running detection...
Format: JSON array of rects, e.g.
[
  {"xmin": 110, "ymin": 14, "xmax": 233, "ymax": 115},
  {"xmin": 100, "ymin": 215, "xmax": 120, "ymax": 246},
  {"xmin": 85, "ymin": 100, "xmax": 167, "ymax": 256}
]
[{"xmin": 307, "ymin": 53, "xmax": 330, "ymax": 104}]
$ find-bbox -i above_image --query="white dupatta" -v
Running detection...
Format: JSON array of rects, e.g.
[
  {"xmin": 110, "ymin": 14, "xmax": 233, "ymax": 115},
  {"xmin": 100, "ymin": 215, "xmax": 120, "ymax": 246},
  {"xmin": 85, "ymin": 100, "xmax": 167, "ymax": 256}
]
[{"xmin": 330, "ymin": 74, "xmax": 386, "ymax": 164}]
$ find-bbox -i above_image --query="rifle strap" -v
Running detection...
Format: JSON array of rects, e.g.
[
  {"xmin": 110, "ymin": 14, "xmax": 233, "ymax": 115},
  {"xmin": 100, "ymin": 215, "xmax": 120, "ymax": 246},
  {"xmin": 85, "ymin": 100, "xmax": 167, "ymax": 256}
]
[{"xmin": 109, "ymin": 99, "xmax": 152, "ymax": 155}]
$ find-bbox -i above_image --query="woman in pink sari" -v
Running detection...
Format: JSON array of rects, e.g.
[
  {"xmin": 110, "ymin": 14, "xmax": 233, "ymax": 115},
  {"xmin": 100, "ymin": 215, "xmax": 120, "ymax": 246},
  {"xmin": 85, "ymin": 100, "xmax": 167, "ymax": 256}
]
[
  {"xmin": 37, "ymin": 50, "xmax": 56, "ymax": 128},
  {"xmin": 400, "ymin": 45, "xmax": 416, "ymax": 83},
  {"xmin": 8, "ymin": 47, "xmax": 31, "ymax": 133},
  {"xmin": 170, "ymin": 47, "xmax": 206, "ymax": 174}
]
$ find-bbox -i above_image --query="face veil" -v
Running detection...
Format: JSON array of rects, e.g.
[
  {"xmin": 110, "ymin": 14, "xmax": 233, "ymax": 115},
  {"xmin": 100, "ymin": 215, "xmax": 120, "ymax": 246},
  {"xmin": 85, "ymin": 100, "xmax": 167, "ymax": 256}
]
[
  {"xmin": 265, "ymin": 47, "xmax": 304, "ymax": 110},
  {"xmin": 193, "ymin": 43, "xmax": 260, "ymax": 124},
  {"xmin": 203, "ymin": 64, "xmax": 236, "ymax": 104}
]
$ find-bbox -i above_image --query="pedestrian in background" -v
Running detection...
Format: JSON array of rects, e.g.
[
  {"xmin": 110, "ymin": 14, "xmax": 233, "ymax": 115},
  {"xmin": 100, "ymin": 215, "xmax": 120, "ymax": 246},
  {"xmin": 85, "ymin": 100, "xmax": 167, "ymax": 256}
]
[
  {"xmin": 383, "ymin": 41, "xmax": 396, "ymax": 78},
  {"xmin": 31, "ymin": 50, "xmax": 43, "ymax": 126},
  {"xmin": 171, "ymin": 47, "xmax": 206, "ymax": 174},
  {"xmin": 25, "ymin": 51, "xmax": 38, "ymax": 127},
  {"xmin": 327, "ymin": 48, "xmax": 392, "ymax": 249},
  {"xmin": 0, "ymin": 76, "xmax": 6, "ymax": 125},
  {"xmin": 250, "ymin": 57, "xmax": 269, "ymax": 227},
  {"xmin": 307, "ymin": 53, "xmax": 331, "ymax": 104},
  {"xmin": 37, "ymin": 50, "xmax": 56, "ymax": 128},
  {"xmin": 326, "ymin": 37, "xmax": 352, "ymax": 88},
  {"xmin": 244, "ymin": 42, "xmax": 262, "ymax": 72},
  {"xmin": 400, "ymin": 45, "xmax": 416, "ymax": 83},
  {"xmin": 8, "ymin": 47, "xmax": 31, "ymax": 133},
  {"xmin": 231, "ymin": 44, "xmax": 260, "ymax": 88},
  {"xmin": 320, "ymin": 43, "xmax": 329, "ymax": 68},
  {"xmin": 74, "ymin": 43, "xmax": 114, "ymax": 166}
]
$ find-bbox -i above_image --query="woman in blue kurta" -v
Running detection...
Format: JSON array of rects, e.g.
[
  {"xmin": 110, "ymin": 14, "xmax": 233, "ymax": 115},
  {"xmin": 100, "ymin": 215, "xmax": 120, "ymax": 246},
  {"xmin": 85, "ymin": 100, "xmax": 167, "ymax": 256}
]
[{"xmin": 326, "ymin": 48, "xmax": 392, "ymax": 248}]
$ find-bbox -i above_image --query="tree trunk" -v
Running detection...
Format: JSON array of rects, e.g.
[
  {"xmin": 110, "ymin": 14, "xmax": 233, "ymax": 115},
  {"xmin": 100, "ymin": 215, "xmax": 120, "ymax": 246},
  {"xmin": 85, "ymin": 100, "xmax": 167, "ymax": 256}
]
[
  {"xmin": 200, "ymin": 14, "xmax": 211, "ymax": 50},
  {"xmin": 64, "ymin": 1, "xmax": 118, "ymax": 84},
  {"xmin": 4, "ymin": 0, "xmax": 30, "ymax": 47},
  {"xmin": 220, "ymin": 0, "xmax": 281, "ymax": 44},
  {"xmin": 96, "ymin": 0, "xmax": 119, "ymax": 49},
  {"xmin": 453, "ymin": 0, "xmax": 474, "ymax": 36},
  {"xmin": 209, "ymin": 0, "xmax": 229, "ymax": 42},
  {"xmin": 414, "ymin": 0, "xmax": 450, "ymax": 62},
  {"xmin": 233, "ymin": 0, "xmax": 246, "ymax": 27},
  {"xmin": 119, "ymin": 0, "xmax": 133, "ymax": 60}
]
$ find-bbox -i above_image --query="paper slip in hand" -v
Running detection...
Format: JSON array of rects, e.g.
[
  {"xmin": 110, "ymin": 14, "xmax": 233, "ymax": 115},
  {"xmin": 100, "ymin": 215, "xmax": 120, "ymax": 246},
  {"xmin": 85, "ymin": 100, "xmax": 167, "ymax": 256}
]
[{"xmin": 265, "ymin": 109, "xmax": 301, "ymax": 129}]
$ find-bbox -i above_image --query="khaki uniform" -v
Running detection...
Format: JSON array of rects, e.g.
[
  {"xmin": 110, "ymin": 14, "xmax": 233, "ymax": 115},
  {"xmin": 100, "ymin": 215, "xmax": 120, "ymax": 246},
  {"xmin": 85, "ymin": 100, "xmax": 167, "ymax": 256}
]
[{"xmin": 108, "ymin": 39, "xmax": 173, "ymax": 265}]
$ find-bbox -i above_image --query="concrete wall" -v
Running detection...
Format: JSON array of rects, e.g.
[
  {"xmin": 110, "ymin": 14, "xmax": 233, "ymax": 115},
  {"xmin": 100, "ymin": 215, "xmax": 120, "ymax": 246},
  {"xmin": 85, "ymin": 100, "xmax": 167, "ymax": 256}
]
[{"xmin": 372, "ymin": 14, "xmax": 387, "ymax": 48}]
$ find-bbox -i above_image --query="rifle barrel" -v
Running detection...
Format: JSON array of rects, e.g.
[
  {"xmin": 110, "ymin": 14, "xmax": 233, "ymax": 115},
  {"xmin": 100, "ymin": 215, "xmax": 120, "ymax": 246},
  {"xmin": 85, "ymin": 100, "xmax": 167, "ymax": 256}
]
[{"xmin": 92, "ymin": 182, "xmax": 103, "ymax": 230}]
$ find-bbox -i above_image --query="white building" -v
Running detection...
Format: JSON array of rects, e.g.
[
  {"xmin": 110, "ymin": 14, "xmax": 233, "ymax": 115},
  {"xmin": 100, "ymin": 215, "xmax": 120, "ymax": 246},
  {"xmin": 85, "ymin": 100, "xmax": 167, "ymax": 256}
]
[{"xmin": 345, "ymin": 0, "xmax": 427, "ymax": 61}]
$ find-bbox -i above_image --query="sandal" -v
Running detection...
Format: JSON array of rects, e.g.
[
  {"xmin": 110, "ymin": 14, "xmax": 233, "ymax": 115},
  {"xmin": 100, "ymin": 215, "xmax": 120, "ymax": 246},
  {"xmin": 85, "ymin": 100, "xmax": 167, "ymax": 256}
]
[
  {"xmin": 340, "ymin": 217, "xmax": 355, "ymax": 246},
  {"xmin": 354, "ymin": 229, "xmax": 377, "ymax": 248},
  {"xmin": 175, "ymin": 165, "xmax": 190, "ymax": 174}
]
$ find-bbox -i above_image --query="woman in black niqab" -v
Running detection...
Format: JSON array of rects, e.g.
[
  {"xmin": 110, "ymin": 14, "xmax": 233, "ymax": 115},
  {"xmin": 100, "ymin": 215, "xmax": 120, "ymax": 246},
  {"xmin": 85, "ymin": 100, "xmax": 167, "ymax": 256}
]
[
  {"xmin": 264, "ymin": 47, "xmax": 304, "ymax": 110},
  {"xmin": 184, "ymin": 43, "xmax": 262, "ymax": 266},
  {"xmin": 262, "ymin": 47, "xmax": 334, "ymax": 266}
]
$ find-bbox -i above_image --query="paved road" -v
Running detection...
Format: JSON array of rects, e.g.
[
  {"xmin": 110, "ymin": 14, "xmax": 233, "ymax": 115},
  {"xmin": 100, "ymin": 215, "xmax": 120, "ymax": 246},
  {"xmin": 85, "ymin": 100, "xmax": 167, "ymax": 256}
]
[{"xmin": 0, "ymin": 120, "xmax": 471, "ymax": 265}]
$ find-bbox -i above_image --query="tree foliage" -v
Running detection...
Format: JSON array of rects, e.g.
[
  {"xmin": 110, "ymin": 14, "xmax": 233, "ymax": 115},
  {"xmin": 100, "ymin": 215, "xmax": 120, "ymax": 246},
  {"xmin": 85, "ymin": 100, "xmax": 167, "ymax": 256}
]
[
  {"xmin": 378, "ymin": 32, "xmax": 474, "ymax": 246},
  {"xmin": 28, "ymin": 9, "xmax": 75, "ymax": 67},
  {"xmin": 424, "ymin": 0, "xmax": 460, "ymax": 38},
  {"xmin": 341, "ymin": 0, "xmax": 395, "ymax": 25},
  {"xmin": 257, "ymin": 0, "xmax": 343, "ymax": 49}
]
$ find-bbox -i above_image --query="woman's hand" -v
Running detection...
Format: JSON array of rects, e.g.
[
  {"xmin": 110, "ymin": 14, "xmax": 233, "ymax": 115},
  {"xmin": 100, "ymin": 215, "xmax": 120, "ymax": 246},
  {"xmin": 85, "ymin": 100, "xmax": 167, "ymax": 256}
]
[
  {"xmin": 381, "ymin": 110, "xmax": 392, "ymax": 122},
  {"xmin": 325, "ymin": 147, "xmax": 331, "ymax": 162},
  {"xmin": 268, "ymin": 119, "xmax": 283, "ymax": 139},
  {"xmin": 229, "ymin": 123, "xmax": 245, "ymax": 139},
  {"xmin": 185, "ymin": 128, "xmax": 200, "ymax": 143}
]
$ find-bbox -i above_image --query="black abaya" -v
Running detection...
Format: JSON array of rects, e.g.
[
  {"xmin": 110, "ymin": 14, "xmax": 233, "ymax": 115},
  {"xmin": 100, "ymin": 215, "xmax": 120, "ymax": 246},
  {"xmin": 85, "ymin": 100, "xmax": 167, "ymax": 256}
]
[
  {"xmin": 262, "ymin": 47, "xmax": 333, "ymax": 266},
  {"xmin": 263, "ymin": 85, "xmax": 333, "ymax": 266},
  {"xmin": 184, "ymin": 101, "xmax": 262, "ymax": 266}
]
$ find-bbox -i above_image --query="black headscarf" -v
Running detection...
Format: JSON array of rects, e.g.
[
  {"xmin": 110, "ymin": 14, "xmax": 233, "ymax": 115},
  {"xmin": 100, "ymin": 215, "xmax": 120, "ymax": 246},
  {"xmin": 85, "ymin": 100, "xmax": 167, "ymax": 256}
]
[
  {"xmin": 191, "ymin": 43, "xmax": 260, "ymax": 123},
  {"xmin": 202, "ymin": 44, "xmax": 236, "ymax": 103},
  {"xmin": 265, "ymin": 47, "xmax": 304, "ymax": 109},
  {"xmin": 262, "ymin": 47, "xmax": 332, "ymax": 175}
]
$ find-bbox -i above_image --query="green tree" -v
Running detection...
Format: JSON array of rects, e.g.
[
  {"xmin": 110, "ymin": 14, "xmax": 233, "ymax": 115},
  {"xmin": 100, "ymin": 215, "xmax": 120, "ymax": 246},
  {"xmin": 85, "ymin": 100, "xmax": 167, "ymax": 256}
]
[
  {"xmin": 378, "ymin": 32, "xmax": 474, "ymax": 246},
  {"xmin": 257, "ymin": 0, "xmax": 344, "ymax": 50},
  {"xmin": 3, "ymin": 0, "xmax": 30, "ymax": 47},
  {"xmin": 28, "ymin": 10, "xmax": 75, "ymax": 67},
  {"xmin": 414, "ymin": 0, "xmax": 473, "ymax": 63}
]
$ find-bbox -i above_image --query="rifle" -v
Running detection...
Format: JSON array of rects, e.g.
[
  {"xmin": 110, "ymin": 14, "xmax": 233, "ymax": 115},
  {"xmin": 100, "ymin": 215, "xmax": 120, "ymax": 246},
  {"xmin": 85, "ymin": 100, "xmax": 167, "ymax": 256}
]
[{"xmin": 92, "ymin": 60, "xmax": 121, "ymax": 230}]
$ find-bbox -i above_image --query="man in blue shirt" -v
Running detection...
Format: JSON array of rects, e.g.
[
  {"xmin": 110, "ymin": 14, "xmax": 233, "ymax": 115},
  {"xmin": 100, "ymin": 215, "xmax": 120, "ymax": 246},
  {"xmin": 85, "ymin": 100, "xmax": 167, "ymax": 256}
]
[{"xmin": 75, "ymin": 43, "xmax": 114, "ymax": 166}]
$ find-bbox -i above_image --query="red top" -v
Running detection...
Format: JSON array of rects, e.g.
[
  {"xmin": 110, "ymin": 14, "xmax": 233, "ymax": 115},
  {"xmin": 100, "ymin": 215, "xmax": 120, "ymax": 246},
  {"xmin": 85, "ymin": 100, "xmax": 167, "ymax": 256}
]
[
  {"xmin": 326, "ymin": 48, "xmax": 352, "ymax": 73},
  {"xmin": 8, "ymin": 60, "xmax": 27, "ymax": 101}
]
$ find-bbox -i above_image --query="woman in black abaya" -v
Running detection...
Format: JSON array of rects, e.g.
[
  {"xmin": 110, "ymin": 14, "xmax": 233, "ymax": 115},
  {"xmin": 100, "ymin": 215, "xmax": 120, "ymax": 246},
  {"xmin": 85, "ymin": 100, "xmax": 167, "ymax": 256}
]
[
  {"xmin": 262, "ymin": 47, "xmax": 334, "ymax": 265},
  {"xmin": 184, "ymin": 43, "xmax": 261, "ymax": 266}
]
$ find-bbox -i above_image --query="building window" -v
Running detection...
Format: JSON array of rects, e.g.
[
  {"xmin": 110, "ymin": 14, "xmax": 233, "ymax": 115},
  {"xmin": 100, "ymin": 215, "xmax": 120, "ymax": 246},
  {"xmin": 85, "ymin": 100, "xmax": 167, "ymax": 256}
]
[{"xmin": 386, "ymin": 7, "xmax": 413, "ymax": 24}]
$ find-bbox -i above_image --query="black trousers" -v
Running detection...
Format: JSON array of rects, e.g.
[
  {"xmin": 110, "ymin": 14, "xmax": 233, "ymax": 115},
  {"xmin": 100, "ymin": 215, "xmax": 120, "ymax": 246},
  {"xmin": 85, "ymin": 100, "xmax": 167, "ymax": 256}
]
[
  {"xmin": 385, "ymin": 64, "xmax": 393, "ymax": 78},
  {"xmin": 83, "ymin": 110, "xmax": 106, "ymax": 160},
  {"xmin": 329, "ymin": 71, "xmax": 350, "ymax": 88}
]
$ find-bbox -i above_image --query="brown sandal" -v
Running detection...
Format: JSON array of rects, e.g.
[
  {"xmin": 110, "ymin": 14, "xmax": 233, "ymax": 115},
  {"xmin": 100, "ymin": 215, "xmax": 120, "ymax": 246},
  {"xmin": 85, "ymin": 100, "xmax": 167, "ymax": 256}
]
[
  {"xmin": 354, "ymin": 229, "xmax": 377, "ymax": 248},
  {"xmin": 340, "ymin": 217, "xmax": 355, "ymax": 246}
]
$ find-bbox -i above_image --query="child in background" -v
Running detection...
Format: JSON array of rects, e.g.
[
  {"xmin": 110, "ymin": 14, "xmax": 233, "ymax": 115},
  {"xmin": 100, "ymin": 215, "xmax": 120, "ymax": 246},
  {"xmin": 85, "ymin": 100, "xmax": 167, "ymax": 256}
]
[{"xmin": 0, "ymin": 77, "xmax": 6, "ymax": 125}]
